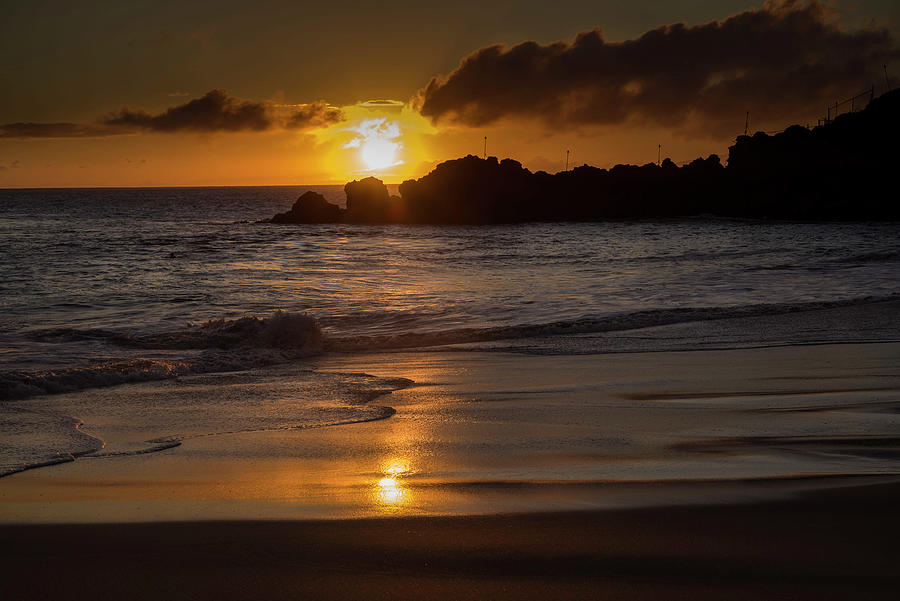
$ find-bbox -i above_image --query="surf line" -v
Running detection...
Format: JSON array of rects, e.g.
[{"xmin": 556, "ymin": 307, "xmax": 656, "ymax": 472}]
[{"xmin": 0, "ymin": 410, "xmax": 106, "ymax": 479}]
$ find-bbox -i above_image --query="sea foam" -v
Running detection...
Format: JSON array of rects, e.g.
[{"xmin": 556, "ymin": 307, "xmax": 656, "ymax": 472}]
[
  {"xmin": 2, "ymin": 312, "xmax": 322, "ymax": 400},
  {"xmin": 5, "ymin": 296, "xmax": 899, "ymax": 400}
]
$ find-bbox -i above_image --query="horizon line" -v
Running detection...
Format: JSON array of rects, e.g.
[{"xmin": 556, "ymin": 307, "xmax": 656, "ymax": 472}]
[{"xmin": 0, "ymin": 182, "xmax": 406, "ymax": 191}]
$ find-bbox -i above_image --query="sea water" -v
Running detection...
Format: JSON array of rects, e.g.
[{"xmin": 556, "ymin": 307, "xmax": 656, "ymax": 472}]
[{"xmin": 1, "ymin": 186, "xmax": 899, "ymax": 482}]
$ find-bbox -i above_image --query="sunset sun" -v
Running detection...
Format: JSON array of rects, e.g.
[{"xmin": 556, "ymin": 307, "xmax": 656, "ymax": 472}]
[
  {"xmin": 361, "ymin": 136, "xmax": 398, "ymax": 170},
  {"xmin": 343, "ymin": 118, "xmax": 404, "ymax": 172}
]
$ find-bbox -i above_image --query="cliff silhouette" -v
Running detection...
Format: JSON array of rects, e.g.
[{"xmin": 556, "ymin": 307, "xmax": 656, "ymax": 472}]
[{"xmin": 269, "ymin": 89, "xmax": 900, "ymax": 224}]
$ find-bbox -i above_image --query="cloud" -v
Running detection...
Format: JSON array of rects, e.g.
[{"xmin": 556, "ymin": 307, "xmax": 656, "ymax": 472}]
[
  {"xmin": 284, "ymin": 100, "xmax": 345, "ymax": 129},
  {"xmin": 102, "ymin": 89, "xmax": 274, "ymax": 132},
  {"xmin": 360, "ymin": 100, "xmax": 405, "ymax": 107},
  {"xmin": 413, "ymin": 1, "xmax": 898, "ymax": 136},
  {"xmin": 0, "ymin": 122, "xmax": 121, "ymax": 138},
  {"xmin": 359, "ymin": 99, "xmax": 405, "ymax": 114},
  {"xmin": 1, "ymin": 90, "xmax": 345, "ymax": 139}
]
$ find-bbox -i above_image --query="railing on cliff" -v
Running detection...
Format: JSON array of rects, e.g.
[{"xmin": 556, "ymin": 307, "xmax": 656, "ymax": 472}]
[{"xmin": 818, "ymin": 86, "xmax": 875, "ymax": 126}]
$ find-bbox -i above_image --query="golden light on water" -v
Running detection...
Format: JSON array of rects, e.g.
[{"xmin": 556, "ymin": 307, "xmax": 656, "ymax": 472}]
[
  {"xmin": 373, "ymin": 458, "xmax": 412, "ymax": 508},
  {"xmin": 377, "ymin": 477, "xmax": 405, "ymax": 504},
  {"xmin": 382, "ymin": 458, "xmax": 411, "ymax": 475}
]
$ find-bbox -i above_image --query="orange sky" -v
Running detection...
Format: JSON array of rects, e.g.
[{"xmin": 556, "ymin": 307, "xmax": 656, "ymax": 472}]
[{"xmin": 1, "ymin": 1, "xmax": 897, "ymax": 187}]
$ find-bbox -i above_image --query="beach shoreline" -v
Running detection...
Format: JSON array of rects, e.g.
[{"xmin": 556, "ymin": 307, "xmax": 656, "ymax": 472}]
[
  {"xmin": 2, "ymin": 327, "xmax": 898, "ymax": 600},
  {"xmin": 3, "ymin": 341, "xmax": 899, "ymax": 524}
]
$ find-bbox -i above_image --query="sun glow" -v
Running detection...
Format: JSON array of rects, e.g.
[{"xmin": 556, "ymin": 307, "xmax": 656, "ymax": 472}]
[
  {"xmin": 343, "ymin": 118, "xmax": 403, "ymax": 171},
  {"xmin": 373, "ymin": 458, "xmax": 412, "ymax": 508},
  {"xmin": 310, "ymin": 101, "xmax": 437, "ymax": 183}
]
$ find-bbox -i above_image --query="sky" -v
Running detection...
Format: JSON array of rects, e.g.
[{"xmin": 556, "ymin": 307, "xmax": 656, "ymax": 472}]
[{"xmin": 1, "ymin": 0, "xmax": 897, "ymax": 187}]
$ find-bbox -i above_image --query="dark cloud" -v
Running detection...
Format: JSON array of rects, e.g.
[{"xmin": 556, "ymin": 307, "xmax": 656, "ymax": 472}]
[
  {"xmin": 0, "ymin": 122, "xmax": 120, "ymax": 138},
  {"xmin": 414, "ymin": 1, "xmax": 898, "ymax": 136},
  {"xmin": 102, "ymin": 89, "xmax": 273, "ymax": 132},
  {"xmin": 284, "ymin": 100, "xmax": 345, "ymax": 129},
  {"xmin": 1, "ymin": 90, "xmax": 344, "ymax": 139}
]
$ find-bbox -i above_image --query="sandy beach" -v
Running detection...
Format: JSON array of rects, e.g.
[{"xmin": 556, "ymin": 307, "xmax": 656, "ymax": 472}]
[
  {"xmin": 3, "ymin": 342, "xmax": 899, "ymax": 522},
  {"xmin": 2, "ymin": 341, "xmax": 900, "ymax": 598},
  {"xmin": 3, "ymin": 480, "xmax": 899, "ymax": 600}
]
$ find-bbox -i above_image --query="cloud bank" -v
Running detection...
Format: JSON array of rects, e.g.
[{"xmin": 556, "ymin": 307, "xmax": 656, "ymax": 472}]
[
  {"xmin": 1, "ymin": 90, "xmax": 344, "ymax": 138},
  {"xmin": 0, "ymin": 122, "xmax": 122, "ymax": 139},
  {"xmin": 413, "ymin": 0, "xmax": 898, "ymax": 136},
  {"xmin": 284, "ymin": 100, "xmax": 345, "ymax": 129}
]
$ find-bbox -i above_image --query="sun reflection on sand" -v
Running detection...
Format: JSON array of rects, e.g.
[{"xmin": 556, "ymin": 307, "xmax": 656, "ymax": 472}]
[{"xmin": 373, "ymin": 458, "xmax": 412, "ymax": 508}]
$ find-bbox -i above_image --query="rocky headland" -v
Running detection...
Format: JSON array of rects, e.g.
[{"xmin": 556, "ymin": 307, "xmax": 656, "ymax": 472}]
[{"xmin": 268, "ymin": 89, "xmax": 899, "ymax": 224}]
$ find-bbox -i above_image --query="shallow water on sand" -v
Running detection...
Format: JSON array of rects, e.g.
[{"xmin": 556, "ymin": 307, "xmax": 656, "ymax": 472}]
[
  {"xmin": 2, "ymin": 343, "xmax": 899, "ymax": 521},
  {"xmin": 1, "ymin": 187, "xmax": 899, "ymax": 510}
]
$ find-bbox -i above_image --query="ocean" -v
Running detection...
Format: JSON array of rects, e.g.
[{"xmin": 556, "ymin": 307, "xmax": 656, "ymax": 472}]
[{"xmin": 2, "ymin": 186, "xmax": 900, "ymax": 495}]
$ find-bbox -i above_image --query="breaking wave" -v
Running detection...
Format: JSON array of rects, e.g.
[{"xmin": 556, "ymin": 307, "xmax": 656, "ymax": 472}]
[
  {"xmin": 31, "ymin": 311, "xmax": 322, "ymax": 351},
  {"xmin": 3, "ymin": 312, "xmax": 322, "ymax": 400},
  {"xmin": 4, "ymin": 295, "xmax": 898, "ymax": 400},
  {"xmin": 1, "ymin": 359, "xmax": 191, "ymax": 400},
  {"xmin": 324, "ymin": 295, "xmax": 900, "ymax": 352}
]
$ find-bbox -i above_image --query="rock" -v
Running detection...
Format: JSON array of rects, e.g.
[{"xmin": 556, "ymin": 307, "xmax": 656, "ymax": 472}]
[
  {"xmin": 344, "ymin": 177, "xmax": 403, "ymax": 222},
  {"xmin": 271, "ymin": 191, "xmax": 341, "ymax": 223}
]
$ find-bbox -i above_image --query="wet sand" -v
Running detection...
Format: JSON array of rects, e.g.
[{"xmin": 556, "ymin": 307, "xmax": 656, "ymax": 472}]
[
  {"xmin": 2, "ymin": 480, "xmax": 899, "ymax": 600},
  {"xmin": 2, "ymin": 342, "xmax": 899, "ymax": 598},
  {"xmin": 2, "ymin": 343, "xmax": 900, "ymax": 522}
]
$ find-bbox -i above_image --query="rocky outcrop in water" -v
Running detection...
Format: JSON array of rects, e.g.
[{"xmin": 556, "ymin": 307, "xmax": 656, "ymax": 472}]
[
  {"xmin": 344, "ymin": 176, "xmax": 404, "ymax": 223},
  {"xmin": 268, "ymin": 89, "xmax": 900, "ymax": 224},
  {"xmin": 270, "ymin": 191, "xmax": 340, "ymax": 223}
]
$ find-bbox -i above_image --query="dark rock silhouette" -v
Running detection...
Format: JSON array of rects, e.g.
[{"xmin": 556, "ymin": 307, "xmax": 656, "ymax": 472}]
[
  {"xmin": 399, "ymin": 157, "xmax": 542, "ymax": 223},
  {"xmin": 270, "ymin": 191, "xmax": 340, "ymax": 223},
  {"xmin": 724, "ymin": 88, "xmax": 899, "ymax": 219},
  {"xmin": 344, "ymin": 176, "xmax": 404, "ymax": 223},
  {"xmin": 268, "ymin": 89, "xmax": 900, "ymax": 224}
]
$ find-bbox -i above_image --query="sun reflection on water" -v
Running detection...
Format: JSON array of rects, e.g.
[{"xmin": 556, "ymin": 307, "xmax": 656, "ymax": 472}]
[{"xmin": 373, "ymin": 458, "xmax": 412, "ymax": 509}]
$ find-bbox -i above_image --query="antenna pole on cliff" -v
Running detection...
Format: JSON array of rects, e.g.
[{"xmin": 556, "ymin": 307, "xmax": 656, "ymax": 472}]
[
  {"xmin": 885, "ymin": 64, "xmax": 892, "ymax": 92},
  {"xmin": 483, "ymin": 136, "xmax": 487, "ymax": 159},
  {"xmin": 744, "ymin": 111, "xmax": 750, "ymax": 136},
  {"xmin": 657, "ymin": 144, "xmax": 661, "ymax": 166},
  {"xmin": 566, "ymin": 150, "xmax": 570, "ymax": 171}
]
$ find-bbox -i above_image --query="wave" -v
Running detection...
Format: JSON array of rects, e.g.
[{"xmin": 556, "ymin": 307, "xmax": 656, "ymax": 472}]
[
  {"xmin": 837, "ymin": 250, "xmax": 900, "ymax": 264},
  {"xmin": 31, "ymin": 310, "xmax": 322, "ymax": 351},
  {"xmin": 6, "ymin": 296, "xmax": 898, "ymax": 400},
  {"xmin": 135, "ymin": 311, "xmax": 322, "ymax": 350},
  {"xmin": 324, "ymin": 294, "xmax": 900, "ymax": 352},
  {"xmin": 4, "ymin": 312, "xmax": 322, "ymax": 400},
  {"xmin": 1, "ymin": 359, "xmax": 191, "ymax": 400}
]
